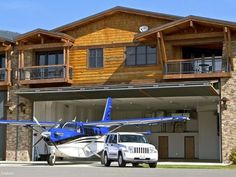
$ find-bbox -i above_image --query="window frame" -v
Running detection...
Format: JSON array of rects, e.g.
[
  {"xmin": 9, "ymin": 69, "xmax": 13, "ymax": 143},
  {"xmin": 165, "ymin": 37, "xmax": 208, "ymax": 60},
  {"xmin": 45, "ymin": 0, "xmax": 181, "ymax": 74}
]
[
  {"xmin": 0, "ymin": 54, "xmax": 5, "ymax": 68},
  {"xmin": 88, "ymin": 48, "xmax": 104, "ymax": 69},
  {"xmin": 125, "ymin": 45, "xmax": 157, "ymax": 66},
  {"xmin": 35, "ymin": 50, "xmax": 64, "ymax": 66}
]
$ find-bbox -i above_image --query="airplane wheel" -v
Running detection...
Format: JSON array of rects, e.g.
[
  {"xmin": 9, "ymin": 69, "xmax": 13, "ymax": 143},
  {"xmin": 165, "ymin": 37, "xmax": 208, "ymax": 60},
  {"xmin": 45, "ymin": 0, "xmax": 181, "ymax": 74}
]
[
  {"xmin": 48, "ymin": 155, "xmax": 56, "ymax": 166},
  {"xmin": 104, "ymin": 152, "xmax": 111, "ymax": 167},
  {"xmin": 118, "ymin": 153, "xmax": 126, "ymax": 167}
]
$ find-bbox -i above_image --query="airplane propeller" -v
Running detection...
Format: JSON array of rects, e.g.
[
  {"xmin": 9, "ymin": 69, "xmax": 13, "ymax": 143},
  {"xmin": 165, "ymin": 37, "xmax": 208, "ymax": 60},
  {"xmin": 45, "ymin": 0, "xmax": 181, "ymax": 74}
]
[{"xmin": 32, "ymin": 117, "xmax": 60, "ymax": 150}]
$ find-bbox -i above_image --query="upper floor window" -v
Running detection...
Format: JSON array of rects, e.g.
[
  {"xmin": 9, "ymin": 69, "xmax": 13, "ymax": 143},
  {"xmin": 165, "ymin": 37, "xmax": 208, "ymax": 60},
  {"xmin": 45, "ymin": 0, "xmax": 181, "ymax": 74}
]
[
  {"xmin": 35, "ymin": 51, "xmax": 63, "ymax": 66},
  {"xmin": 126, "ymin": 46, "xmax": 157, "ymax": 66},
  {"xmin": 88, "ymin": 48, "xmax": 103, "ymax": 68},
  {"xmin": 0, "ymin": 54, "xmax": 5, "ymax": 68}
]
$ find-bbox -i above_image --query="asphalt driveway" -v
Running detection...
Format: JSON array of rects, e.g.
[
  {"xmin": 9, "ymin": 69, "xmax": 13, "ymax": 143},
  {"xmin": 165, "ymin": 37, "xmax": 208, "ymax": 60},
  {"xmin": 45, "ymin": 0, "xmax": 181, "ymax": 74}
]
[{"xmin": 0, "ymin": 162, "xmax": 235, "ymax": 177}]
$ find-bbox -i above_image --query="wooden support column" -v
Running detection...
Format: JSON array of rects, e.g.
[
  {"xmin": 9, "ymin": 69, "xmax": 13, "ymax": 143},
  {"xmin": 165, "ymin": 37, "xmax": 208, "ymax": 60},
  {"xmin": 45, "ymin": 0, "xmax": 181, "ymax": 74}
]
[
  {"xmin": 160, "ymin": 32, "xmax": 167, "ymax": 62},
  {"xmin": 228, "ymin": 28, "xmax": 234, "ymax": 70},
  {"xmin": 63, "ymin": 47, "xmax": 66, "ymax": 65},
  {"xmin": 157, "ymin": 32, "xmax": 164, "ymax": 70},
  {"xmin": 18, "ymin": 50, "xmax": 22, "ymax": 82},
  {"xmin": 21, "ymin": 50, "xmax": 24, "ymax": 68},
  {"xmin": 7, "ymin": 55, "xmax": 11, "ymax": 85},
  {"xmin": 66, "ymin": 46, "xmax": 70, "ymax": 81},
  {"xmin": 4, "ymin": 47, "xmax": 11, "ymax": 85},
  {"xmin": 4, "ymin": 50, "xmax": 8, "ymax": 83},
  {"xmin": 224, "ymin": 26, "xmax": 233, "ymax": 70}
]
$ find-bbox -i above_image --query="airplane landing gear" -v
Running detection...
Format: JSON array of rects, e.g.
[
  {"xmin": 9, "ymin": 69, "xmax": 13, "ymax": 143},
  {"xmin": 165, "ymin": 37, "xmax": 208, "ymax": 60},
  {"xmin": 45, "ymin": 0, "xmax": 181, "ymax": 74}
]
[{"xmin": 47, "ymin": 154, "xmax": 56, "ymax": 166}]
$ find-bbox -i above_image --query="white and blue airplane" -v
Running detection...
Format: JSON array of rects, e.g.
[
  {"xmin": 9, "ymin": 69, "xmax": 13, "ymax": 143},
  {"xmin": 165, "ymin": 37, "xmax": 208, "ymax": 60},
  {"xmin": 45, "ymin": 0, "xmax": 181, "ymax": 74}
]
[{"xmin": 0, "ymin": 97, "xmax": 189, "ymax": 165}]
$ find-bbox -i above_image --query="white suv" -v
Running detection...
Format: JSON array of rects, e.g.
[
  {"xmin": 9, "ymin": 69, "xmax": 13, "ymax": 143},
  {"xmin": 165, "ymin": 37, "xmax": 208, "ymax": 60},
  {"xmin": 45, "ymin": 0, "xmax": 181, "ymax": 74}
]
[{"xmin": 102, "ymin": 132, "xmax": 158, "ymax": 168}]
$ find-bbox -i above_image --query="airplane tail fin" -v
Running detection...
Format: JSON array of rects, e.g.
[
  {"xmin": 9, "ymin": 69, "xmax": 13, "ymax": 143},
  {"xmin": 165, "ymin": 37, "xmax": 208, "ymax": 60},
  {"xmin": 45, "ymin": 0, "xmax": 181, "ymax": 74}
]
[{"xmin": 102, "ymin": 97, "xmax": 112, "ymax": 122}]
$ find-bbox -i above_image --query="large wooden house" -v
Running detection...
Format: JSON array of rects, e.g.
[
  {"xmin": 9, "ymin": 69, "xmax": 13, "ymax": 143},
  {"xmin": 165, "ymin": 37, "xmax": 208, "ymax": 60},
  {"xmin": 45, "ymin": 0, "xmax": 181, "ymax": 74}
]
[{"xmin": 1, "ymin": 6, "xmax": 236, "ymax": 163}]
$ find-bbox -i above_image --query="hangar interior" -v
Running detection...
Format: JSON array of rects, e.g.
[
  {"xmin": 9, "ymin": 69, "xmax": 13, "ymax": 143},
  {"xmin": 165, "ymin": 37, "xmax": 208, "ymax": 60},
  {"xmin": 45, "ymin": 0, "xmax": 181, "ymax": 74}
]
[{"xmin": 33, "ymin": 96, "xmax": 220, "ymax": 161}]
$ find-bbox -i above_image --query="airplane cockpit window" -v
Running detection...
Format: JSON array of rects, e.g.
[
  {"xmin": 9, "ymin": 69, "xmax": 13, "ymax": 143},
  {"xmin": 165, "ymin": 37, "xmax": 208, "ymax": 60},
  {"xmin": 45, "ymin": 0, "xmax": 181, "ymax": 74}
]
[{"xmin": 62, "ymin": 122, "xmax": 77, "ymax": 131}]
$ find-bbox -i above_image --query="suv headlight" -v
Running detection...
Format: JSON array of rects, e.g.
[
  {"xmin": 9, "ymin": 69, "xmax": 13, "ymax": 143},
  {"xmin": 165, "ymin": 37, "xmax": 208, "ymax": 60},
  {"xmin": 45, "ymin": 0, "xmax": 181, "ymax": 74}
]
[
  {"xmin": 128, "ymin": 146, "xmax": 134, "ymax": 153},
  {"xmin": 149, "ymin": 147, "xmax": 157, "ymax": 153}
]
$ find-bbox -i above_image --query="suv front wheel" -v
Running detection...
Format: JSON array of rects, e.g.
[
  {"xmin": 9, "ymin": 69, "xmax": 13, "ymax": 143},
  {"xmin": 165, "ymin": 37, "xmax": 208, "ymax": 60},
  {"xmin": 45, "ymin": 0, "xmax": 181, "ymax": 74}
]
[
  {"xmin": 149, "ymin": 162, "xmax": 157, "ymax": 168},
  {"xmin": 104, "ymin": 152, "xmax": 111, "ymax": 167},
  {"xmin": 118, "ymin": 152, "xmax": 126, "ymax": 167}
]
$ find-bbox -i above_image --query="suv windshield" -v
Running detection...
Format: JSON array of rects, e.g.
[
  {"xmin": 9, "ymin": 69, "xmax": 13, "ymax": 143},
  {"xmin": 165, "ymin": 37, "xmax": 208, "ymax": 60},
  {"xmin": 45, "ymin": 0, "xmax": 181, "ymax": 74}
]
[{"xmin": 119, "ymin": 134, "xmax": 148, "ymax": 143}]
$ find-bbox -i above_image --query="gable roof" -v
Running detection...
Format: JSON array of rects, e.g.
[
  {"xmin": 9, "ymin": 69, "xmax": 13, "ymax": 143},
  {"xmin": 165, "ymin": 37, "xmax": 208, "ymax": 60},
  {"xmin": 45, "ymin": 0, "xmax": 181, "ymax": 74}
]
[
  {"xmin": 16, "ymin": 28, "xmax": 75, "ymax": 42},
  {"xmin": 135, "ymin": 15, "xmax": 236, "ymax": 40},
  {"xmin": 0, "ymin": 30, "xmax": 19, "ymax": 43},
  {"xmin": 53, "ymin": 6, "xmax": 182, "ymax": 32}
]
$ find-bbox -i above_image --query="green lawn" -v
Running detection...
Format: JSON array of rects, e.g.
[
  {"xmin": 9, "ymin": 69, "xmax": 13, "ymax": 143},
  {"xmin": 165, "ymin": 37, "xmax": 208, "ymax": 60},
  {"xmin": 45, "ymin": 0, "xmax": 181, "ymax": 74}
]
[{"xmin": 156, "ymin": 164, "xmax": 236, "ymax": 170}]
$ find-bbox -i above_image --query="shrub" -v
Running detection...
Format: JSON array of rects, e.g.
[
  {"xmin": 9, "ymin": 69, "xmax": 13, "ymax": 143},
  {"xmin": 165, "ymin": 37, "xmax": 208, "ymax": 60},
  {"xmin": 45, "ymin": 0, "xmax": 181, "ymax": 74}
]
[{"xmin": 230, "ymin": 148, "xmax": 236, "ymax": 164}]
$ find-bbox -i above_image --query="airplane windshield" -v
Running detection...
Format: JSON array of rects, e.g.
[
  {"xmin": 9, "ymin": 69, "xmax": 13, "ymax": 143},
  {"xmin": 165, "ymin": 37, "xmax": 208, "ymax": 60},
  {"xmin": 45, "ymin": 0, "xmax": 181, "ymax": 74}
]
[
  {"xmin": 119, "ymin": 135, "xmax": 148, "ymax": 143},
  {"xmin": 62, "ymin": 122, "xmax": 80, "ymax": 132}
]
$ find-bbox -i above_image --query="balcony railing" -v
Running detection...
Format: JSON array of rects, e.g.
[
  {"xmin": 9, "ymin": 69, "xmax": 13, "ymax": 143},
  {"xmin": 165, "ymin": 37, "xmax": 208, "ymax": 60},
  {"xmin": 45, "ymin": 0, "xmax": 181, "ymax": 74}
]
[
  {"xmin": 19, "ymin": 65, "xmax": 72, "ymax": 84},
  {"xmin": 164, "ymin": 56, "xmax": 230, "ymax": 75}
]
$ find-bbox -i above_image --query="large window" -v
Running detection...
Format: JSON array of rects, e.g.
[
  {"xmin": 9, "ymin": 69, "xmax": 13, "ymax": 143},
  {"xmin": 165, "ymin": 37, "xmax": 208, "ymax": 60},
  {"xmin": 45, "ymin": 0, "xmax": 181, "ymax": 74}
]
[
  {"xmin": 88, "ymin": 48, "xmax": 103, "ymax": 68},
  {"xmin": 0, "ymin": 54, "xmax": 5, "ymax": 68},
  {"xmin": 35, "ymin": 51, "xmax": 63, "ymax": 66},
  {"xmin": 126, "ymin": 46, "xmax": 157, "ymax": 66}
]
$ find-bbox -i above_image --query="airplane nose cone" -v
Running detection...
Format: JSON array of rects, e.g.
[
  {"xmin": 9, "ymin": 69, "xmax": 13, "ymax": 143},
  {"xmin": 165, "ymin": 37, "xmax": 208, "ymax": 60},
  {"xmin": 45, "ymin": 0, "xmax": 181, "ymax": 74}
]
[{"xmin": 41, "ymin": 131, "xmax": 51, "ymax": 138}]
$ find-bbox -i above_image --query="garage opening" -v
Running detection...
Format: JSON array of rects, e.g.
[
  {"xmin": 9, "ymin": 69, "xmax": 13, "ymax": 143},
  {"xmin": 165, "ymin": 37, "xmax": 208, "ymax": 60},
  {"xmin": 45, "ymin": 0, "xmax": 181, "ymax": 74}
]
[{"xmin": 33, "ymin": 96, "xmax": 220, "ymax": 162}]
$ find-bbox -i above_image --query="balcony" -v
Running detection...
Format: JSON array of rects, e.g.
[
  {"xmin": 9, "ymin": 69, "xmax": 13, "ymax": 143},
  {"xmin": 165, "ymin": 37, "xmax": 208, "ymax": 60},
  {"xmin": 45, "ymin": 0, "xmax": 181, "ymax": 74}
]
[
  {"xmin": 19, "ymin": 65, "xmax": 73, "ymax": 85},
  {"xmin": 163, "ymin": 56, "xmax": 231, "ymax": 79}
]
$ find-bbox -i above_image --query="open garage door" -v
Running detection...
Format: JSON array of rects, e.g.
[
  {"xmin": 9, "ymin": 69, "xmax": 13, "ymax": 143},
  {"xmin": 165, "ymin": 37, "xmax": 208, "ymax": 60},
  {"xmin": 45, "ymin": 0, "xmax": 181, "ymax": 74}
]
[
  {"xmin": 16, "ymin": 81, "xmax": 218, "ymax": 101},
  {"xmin": 33, "ymin": 96, "xmax": 220, "ymax": 161}
]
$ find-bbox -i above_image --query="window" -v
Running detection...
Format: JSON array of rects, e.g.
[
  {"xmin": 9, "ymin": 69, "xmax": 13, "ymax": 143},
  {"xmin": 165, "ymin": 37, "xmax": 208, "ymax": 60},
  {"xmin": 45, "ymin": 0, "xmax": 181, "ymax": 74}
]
[
  {"xmin": 126, "ymin": 46, "xmax": 157, "ymax": 66},
  {"xmin": 62, "ymin": 122, "xmax": 76, "ymax": 131},
  {"xmin": 111, "ymin": 134, "xmax": 117, "ymax": 144},
  {"xmin": 35, "ymin": 51, "xmax": 63, "ymax": 66},
  {"xmin": 88, "ymin": 48, "xmax": 103, "ymax": 68},
  {"xmin": 105, "ymin": 135, "xmax": 110, "ymax": 143},
  {"xmin": 0, "ymin": 54, "xmax": 5, "ymax": 68},
  {"xmin": 119, "ymin": 135, "xmax": 148, "ymax": 143}
]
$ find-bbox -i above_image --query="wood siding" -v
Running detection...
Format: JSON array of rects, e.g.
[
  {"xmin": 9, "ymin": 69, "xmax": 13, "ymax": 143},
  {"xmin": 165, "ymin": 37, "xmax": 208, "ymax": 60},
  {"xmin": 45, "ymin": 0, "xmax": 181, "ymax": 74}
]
[{"xmin": 67, "ymin": 12, "xmax": 168, "ymax": 85}]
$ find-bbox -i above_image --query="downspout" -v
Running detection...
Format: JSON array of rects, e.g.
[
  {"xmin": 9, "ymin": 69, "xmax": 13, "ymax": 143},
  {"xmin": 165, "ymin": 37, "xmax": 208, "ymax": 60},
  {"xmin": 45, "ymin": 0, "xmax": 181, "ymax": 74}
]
[
  {"xmin": 218, "ymin": 79, "xmax": 223, "ymax": 163},
  {"xmin": 15, "ymin": 95, "xmax": 19, "ymax": 161},
  {"xmin": 15, "ymin": 47, "xmax": 20, "ymax": 161}
]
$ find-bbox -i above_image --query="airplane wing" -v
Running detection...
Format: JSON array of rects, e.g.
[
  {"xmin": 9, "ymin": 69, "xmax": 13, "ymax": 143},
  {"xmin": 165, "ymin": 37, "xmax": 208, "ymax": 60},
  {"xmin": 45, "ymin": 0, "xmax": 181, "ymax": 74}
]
[
  {"xmin": 83, "ymin": 116, "xmax": 189, "ymax": 128},
  {"xmin": 0, "ymin": 120, "xmax": 56, "ymax": 127}
]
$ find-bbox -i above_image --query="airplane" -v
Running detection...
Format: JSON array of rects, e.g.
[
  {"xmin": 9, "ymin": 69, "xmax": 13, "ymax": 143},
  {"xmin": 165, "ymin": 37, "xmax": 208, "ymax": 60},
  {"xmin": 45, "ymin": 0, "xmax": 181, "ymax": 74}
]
[{"xmin": 0, "ymin": 97, "xmax": 189, "ymax": 165}]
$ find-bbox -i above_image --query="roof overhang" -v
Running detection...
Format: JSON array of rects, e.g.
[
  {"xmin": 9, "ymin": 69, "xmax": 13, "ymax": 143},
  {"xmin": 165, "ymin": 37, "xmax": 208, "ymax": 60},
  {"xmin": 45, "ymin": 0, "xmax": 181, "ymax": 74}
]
[
  {"xmin": 15, "ymin": 29, "xmax": 75, "ymax": 43},
  {"xmin": 0, "ymin": 37, "xmax": 14, "ymax": 44},
  {"xmin": 135, "ymin": 15, "xmax": 236, "ymax": 41},
  {"xmin": 16, "ymin": 81, "xmax": 219, "ymax": 101}
]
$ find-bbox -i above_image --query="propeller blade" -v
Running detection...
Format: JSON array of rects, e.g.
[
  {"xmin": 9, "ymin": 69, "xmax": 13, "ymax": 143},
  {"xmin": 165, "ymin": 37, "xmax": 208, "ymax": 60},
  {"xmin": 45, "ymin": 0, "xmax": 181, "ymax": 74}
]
[
  {"xmin": 33, "ymin": 116, "xmax": 41, "ymax": 126},
  {"xmin": 33, "ymin": 136, "xmax": 43, "ymax": 147},
  {"xmin": 33, "ymin": 116, "xmax": 46, "ymax": 130}
]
